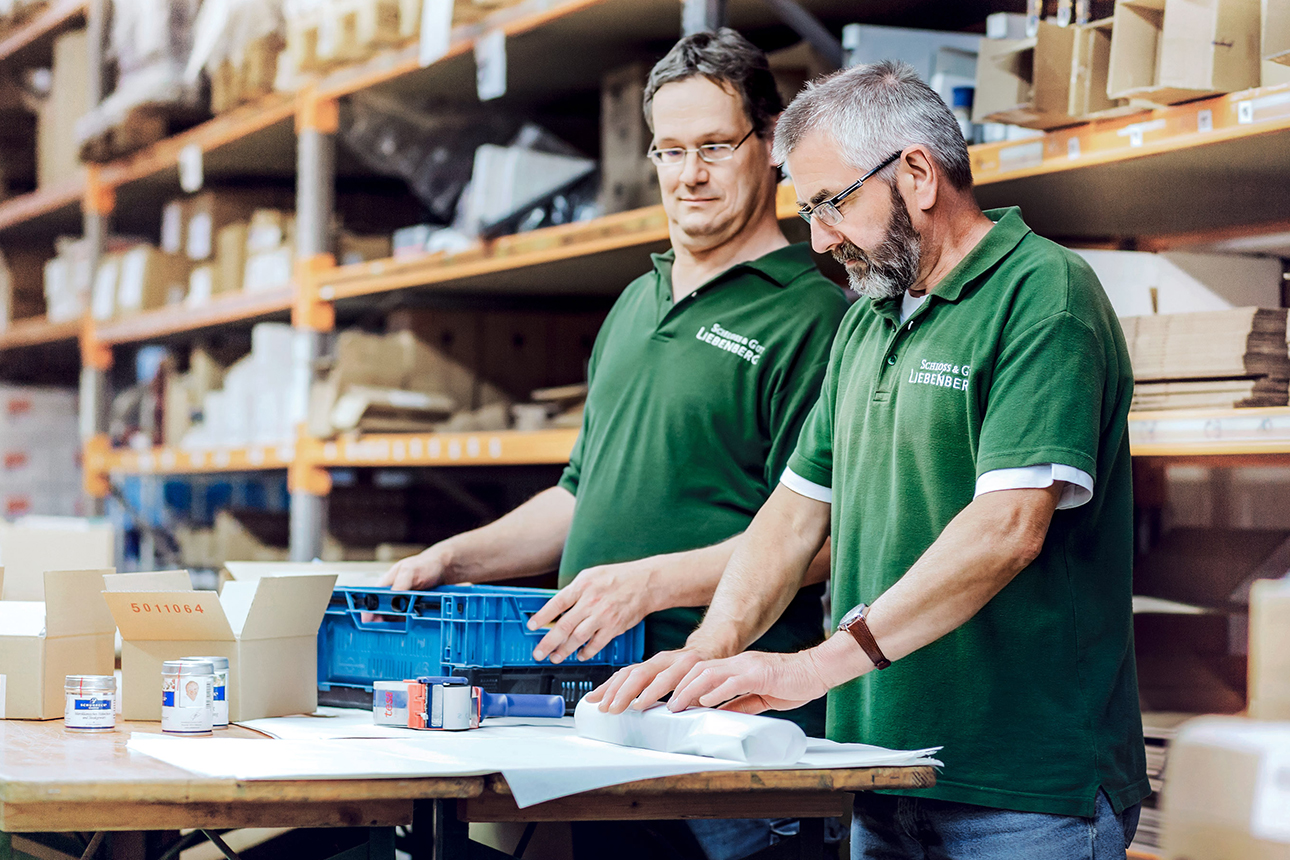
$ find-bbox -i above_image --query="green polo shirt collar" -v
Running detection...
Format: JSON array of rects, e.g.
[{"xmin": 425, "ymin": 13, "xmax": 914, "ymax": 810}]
[
  {"xmin": 872, "ymin": 207, "xmax": 1031, "ymax": 322},
  {"xmin": 650, "ymin": 242, "xmax": 818, "ymax": 302}
]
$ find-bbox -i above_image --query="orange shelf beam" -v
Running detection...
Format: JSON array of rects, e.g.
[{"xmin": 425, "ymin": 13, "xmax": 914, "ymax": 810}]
[
  {"xmin": 1128, "ymin": 406, "xmax": 1290, "ymax": 458},
  {"xmin": 306, "ymin": 428, "xmax": 578, "ymax": 468},
  {"xmin": 0, "ymin": 0, "xmax": 85, "ymax": 63},
  {"xmin": 0, "ymin": 316, "xmax": 82, "ymax": 351},
  {"xmin": 88, "ymin": 442, "xmax": 297, "ymax": 480},
  {"xmin": 971, "ymin": 82, "xmax": 1290, "ymax": 185},
  {"xmin": 0, "ymin": 171, "xmax": 85, "ymax": 232},
  {"xmin": 93, "ymin": 286, "xmax": 294, "ymax": 345}
]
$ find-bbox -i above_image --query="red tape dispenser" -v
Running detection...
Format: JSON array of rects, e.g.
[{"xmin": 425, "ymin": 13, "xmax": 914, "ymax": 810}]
[{"xmin": 372, "ymin": 676, "xmax": 565, "ymax": 731}]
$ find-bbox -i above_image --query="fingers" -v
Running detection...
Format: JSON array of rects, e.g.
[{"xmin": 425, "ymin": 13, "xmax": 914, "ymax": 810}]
[
  {"xmin": 577, "ymin": 625, "xmax": 621, "ymax": 662},
  {"xmin": 624, "ymin": 653, "xmax": 703, "ymax": 713},
  {"xmin": 392, "ymin": 560, "xmax": 420, "ymax": 592},
  {"xmin": 377, "ymin": 560, "xmax": 399, "ymax": 588},
  {"xmin": 533, "ymin": 604, "xmax": 593, "ymax": 663},
  {"xmin": 527, "ymin": 585, "xmax": 579, "ymax": 633}
]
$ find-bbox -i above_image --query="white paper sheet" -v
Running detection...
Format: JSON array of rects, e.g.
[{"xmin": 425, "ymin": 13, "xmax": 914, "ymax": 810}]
[{"xmin": 130, "ymin": 707, "xmax": 942, "ymax": 808}]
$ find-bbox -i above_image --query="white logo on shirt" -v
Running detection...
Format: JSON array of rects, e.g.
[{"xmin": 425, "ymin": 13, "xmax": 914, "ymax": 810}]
[
  {"xmin": 907, "ymin": 358, "xmax": 971, "ymax": 391},
  {"xmin": 696, "ymin": 322, "xmax": 764, "ymax": 366}
]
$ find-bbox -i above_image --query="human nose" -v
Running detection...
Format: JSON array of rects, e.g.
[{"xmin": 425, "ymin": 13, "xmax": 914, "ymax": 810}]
[
  {"xmin": 810, "ymin": 218, "xmax": 843, "ymax": 255},
  {"xmin": 678, "ymin": 150, "xmax": 708, "ymax": 187}
]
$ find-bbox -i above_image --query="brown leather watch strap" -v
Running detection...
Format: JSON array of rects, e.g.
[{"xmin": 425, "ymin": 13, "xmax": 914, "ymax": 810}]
[{"xmin": 843, "ymin": 607, "xmax": 891, "ymax": 670}]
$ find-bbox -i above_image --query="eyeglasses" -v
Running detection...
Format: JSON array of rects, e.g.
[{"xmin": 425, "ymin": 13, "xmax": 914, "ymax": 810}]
[
  {"xmin": 798, "ymin": 151, "xmax": 903, "ymax": 227},
  {"xmin": 648, "ymin": 127, "xmax": 757, "ymax": 167}
]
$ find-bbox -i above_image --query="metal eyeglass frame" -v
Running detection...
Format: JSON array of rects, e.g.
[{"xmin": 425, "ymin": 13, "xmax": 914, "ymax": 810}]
[
  {"xmin": 798, "ymin": 150, "xmax": 903, "ymax": 226},
  {"xmin": 647, "ymin": 127, "xmax": 757, "ymax": 167}
]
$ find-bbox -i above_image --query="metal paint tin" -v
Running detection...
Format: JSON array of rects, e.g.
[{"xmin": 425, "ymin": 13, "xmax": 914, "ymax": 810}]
[
  {"xmin": 64, "ymin": 675, "xmax": 116, "ymax": 731},
  {"xmin": 161, "ymin": 659, "xmax": 214, "ymax": 735},
  {"xmin": 183, "ymin": 656, "xmax": 229, "ymax": 727}
]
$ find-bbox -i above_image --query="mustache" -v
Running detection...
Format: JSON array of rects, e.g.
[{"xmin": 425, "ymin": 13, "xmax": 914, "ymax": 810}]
[{"xmin": 832, "ymin": 241, "xmax": 869, "ymax": 268}]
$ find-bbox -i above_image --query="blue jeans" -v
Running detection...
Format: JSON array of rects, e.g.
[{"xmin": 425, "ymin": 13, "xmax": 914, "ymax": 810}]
[
  {"xmin": 852, "ymin": 790, "xmax": 1141, "ymax": 860},
  {"xmin": 688, "ymin": 817, "xmax": 844, "ymax": 860}
]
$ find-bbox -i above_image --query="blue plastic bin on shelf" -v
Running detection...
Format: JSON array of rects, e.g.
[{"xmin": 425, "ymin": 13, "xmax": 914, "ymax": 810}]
[{"xmin": 317, "ymin": 585, "xmax": 645, "ymax": 710}]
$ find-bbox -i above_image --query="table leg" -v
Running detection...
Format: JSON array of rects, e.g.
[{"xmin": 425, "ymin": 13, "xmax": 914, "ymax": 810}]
[
  {"xmin": 794, "ymin": 818, "xmax": 825, "ymax": 860},
  {"xmin": 407, "ymin": 800, "xmax": 520, "ymax": 860}
]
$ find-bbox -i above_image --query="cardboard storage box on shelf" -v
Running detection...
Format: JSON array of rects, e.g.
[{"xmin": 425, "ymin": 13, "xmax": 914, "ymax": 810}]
[
  {"xmin": 116, "ymin": 245, "xmax": 189, "ymax": 315},
  {"xmin": 103, "ymin": 570, "xmax": 338, "ymax": 722},
  {"xmin": 43, "ymin": 237, "xmax": 94, "ymax": 323},
  {"xmin": 0, "ymin": 568, "xmax": 118, "ymax": 720},
  {"xmin": 1161, "ymin": 717, "xmax": 1290, "ymax": 859},
  {"xmin": 1107, "ymin": 0, "xmax": 1263, "ymax": 105},
  {"xmin": 36, "ymin": 29, "xmax": 92, "ymax": 190},
  {"xmin": 973, "ymin": 22, "xmax": 1085, "ymax": 129},
  {"xmin": 1249, "ymin": 577, "xmax": 1290, "ymax": 720},
  {"xmin": 243, "ymin": 209, "xmax": 295, "ymax": 293},
  {"xmin": 185, "ymin": 190, "xmax": 294, "ymax": 262},
  {"xmin": 1268, "ymin": 0, "xmax": 1290, "ymax": 63},
  {"xmin": 1068, "ymin": 18, "xmax": 1137, "ymax": 119},
  {"xmin": 0, "ymin": 247, "xmax": 48, "ymax": 331},
  {"xmin": 599, "ymin": 62, "xmax": 661, "ymax": 215}
]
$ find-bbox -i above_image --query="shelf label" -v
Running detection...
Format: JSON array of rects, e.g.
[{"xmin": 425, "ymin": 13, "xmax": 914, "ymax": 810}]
[
  {"xmin": 997, "ymin": 141, "xmax": 1043, "ymax": 172},
  {"xmin": 1197, "ymin": 109, "xmax": 1213, "ymax": 133},
  {"xmin": 489, "ymin": 437, "xmax": 503, "ymax": 459},
  {"xmin": 419, "ymin": 0, "xmax": 454, "ymax": 67},
  {"xmin": 1066, "ymin": 137, "xmax": 1080, "ymax": 160},
  {"xmin": 1117, "ymin": 119, "xmax": 1165, "ymax": 148},
  {"xmin": 179, "ymin": 144, "xmax": 204, "ymax": 194},
  {"xmin": 475, "ymin": 28, "xmax": 507, "ymax": 101}
]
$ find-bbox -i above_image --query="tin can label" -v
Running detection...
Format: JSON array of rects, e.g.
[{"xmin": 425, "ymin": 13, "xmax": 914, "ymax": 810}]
[
  {"xmin": 211, "ymin": 669, "xmax": 228, "ymax": 727},
  {"xmin": 65, "ymin": 694, "xmax": 115, "ymax": 730},
  {"xmin": 162, "ymin": 675, "xmax": 214, "ymax": 734}
]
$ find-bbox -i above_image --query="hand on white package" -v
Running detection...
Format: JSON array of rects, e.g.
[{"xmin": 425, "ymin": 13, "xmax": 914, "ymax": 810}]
[{"xmin": 573, "ymin": 697, "xmax": 807, "ymax": 766}]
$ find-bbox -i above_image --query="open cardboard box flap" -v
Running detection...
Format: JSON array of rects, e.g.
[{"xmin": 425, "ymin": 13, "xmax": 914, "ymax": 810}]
[
  {"xmin": 45, "ymin": 569, "xmax": 118, "ymax": 638},
  {"xmin": 233, "ymin": 575, "xmax": 336, "ymax": 640},
  {"xmin": 224, "ymin": 561, "xmax": 388, "ymax": 588}
]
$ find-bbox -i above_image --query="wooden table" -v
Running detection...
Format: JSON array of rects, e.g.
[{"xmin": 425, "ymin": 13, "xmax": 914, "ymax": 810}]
[{"xmin": 0, "ymin": 719, "xmax": 935, "ymax": 860}]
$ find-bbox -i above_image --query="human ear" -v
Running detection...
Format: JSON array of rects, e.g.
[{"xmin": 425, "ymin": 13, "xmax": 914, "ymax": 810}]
[{"xmin": 900, "ymin": 146, "xmax": 939, "ymax": 214}]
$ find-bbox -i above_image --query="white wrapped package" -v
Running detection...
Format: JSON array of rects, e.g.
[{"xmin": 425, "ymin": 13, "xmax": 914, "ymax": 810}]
[{"xmin": 574, "ymin": 698, "xmax": 807, "ymax": 766}]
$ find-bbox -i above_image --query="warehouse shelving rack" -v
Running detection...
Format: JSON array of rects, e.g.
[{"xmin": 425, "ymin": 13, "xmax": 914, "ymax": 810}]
[{"xmin": 0, "ymin": 0, "xmax": 1288, "ymax": 569}]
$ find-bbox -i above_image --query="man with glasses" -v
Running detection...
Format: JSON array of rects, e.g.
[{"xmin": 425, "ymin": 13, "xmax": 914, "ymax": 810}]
[
  {"xmin": 384, "ymin": 28, "xmax": 848, "ymax": 860},
  {"xmin": 593, "ymin": 60, "xmax": 1147, "ymax": 860}
]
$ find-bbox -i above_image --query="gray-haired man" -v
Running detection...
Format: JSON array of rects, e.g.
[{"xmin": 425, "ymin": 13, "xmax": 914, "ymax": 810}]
[
  {"xmin": 385, "ymin": 29, "xmax": 849, "ymax": 860},
  {"xmin": 593, "ymin": 60, "xmax": 1149, "ymax": 860}
]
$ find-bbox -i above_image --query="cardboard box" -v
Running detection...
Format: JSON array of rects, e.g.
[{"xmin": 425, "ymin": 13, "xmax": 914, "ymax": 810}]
[
  {"xmin": 973, "ymin": 23, "xmax": 1083, "ymax": 128},
  {"xmin": 0, "ymin": 568, "xmax": 118, "ymax": 720},
  {"xmin": 1162, "ymin": 716, "xmax": 1290, "ymax": 859},
  {"xmin": 36, "ymin": 30, "xmax": 92, "ymax": 190},
  {"xmin": 216, "ymin": 222, "xmax": 248, "ymax": 295},
  {"xmin": 186, "ymin": 191, "xmax": 293, "ymax": 261},
  {"xmin": 116, "ymin": 245, "xmax": 189, "ymax": 315},
  {"xmin": 1266, "ymin": 0, "xmax": 1290, "ymax": 64},
  {"xmin": 1249, "ymin": 578, "xmax": 1290, "ymax": 720},
  {"xmin": 1074, "ymin": 248, "xmax": 1282, "ymax": 314},
  {"xmin": 0, "ymin": 519, "xmax": 114, "ymax": 601},
  {"xmin": 1069, "ymin": 19, "xmax": 1136, "ymax": 118},
  {"xmin": 1108, "ymin": 0, "xmax": 1262, "ymax": 104},
  {"xmin": 161, "ymin": 199, "xmax": 188, "ymax": 255},
  {"xmin": 0, "ymin": 247, "xmax": 49, "ymax": 329},
  {"xmin": 598, "ymin": 63, "xmax": 661, "ymax": 216},
  {"xmin": 103, "ymin": 570, "xmax": 337, "ymax": 722}
]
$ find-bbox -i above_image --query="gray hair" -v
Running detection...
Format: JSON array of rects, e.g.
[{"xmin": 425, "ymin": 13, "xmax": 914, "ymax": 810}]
[
  {"xmin": 773, "ymin": 60, "xmax": 973, "ymax": 190},
  {"xmin": 643, "ymin": 28, "xmax": 784, "ymax": 137}
]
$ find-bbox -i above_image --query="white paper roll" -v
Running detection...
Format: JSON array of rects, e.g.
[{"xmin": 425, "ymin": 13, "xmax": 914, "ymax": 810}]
[{"xmin": 574, "ymin": 698, "xmax": 807, "ymax": 766}]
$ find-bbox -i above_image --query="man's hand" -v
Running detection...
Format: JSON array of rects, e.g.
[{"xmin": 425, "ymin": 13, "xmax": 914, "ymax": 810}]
[
  {"xmin": 586, "ymin": 648, "xmax": 712, "ymax": 714},
  {"xmin": 527, "ymin": 560, "xmax": 659, "ymax": 663},
  {"xmin": 667, "ymin": 649, "xmax": 832, "ymax": 715},
  {"xmin": 379, "ymin": 545, "xmax": 452, "ymax": 591}
]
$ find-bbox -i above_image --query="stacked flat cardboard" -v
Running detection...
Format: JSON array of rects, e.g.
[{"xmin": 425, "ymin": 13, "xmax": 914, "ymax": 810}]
[
  {"xmin": 1121, "ymin": 308, "xmax": 1290, "ymax": 410},
  {"xmin": 1131, "ymin": 711, "xmax": 1196, "ymax": 854}
]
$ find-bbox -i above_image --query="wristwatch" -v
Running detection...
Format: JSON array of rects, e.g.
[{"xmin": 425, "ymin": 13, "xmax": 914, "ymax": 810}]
[{"xmin": 837, "ymin": 603, "xmax": 891, "ymax": 670}]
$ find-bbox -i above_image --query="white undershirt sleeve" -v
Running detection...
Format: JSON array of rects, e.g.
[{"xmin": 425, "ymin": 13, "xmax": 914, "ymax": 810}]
[
  {"xmin": 974, "ymin": 464, "xmax": 1094, "ymax": 510},
  {"xmin": 780, "ymin": 467, "xmax": 833, "ymax": 504}
]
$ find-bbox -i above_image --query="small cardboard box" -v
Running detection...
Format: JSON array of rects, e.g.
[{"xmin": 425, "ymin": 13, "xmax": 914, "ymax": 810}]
[
  {"xmin": 1249, "ymin": 578, "xmax": 1290, "ymax": 720},
  {"xmin": 103, "ymin": 570, "xmax": 337, "ymax": 722},
  {"xmin": 972, "ymin": 24, "xmax": 1082, "ymax": 129},
  {"xmin": 0, "ymin": 568, "xmax": 118, "ymax": 720},
  {"xmin": 116, "ymin": 245, "xmax": 189, "ymax": 316},
  {"xmin": 1108, "ymin": 0, "xmax": 1262, "ymax": 104},
  {"xmin": 0, "ymin": 519, "xmax": 115, "ymax": 601},
  {"xmin": 1162, "ymin": 716, "xmax": 1290, "ymax": 859}
]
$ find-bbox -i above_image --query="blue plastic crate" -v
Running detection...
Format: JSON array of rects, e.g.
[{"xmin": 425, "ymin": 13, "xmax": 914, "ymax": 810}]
[{"xmin": 317, "ymin": 584, "xmax": 645, "ymax": 695}]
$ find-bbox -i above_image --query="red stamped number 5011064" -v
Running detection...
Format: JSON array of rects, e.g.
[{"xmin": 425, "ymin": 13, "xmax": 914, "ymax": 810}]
[{"xmin": 129, "ymin": 603, "xmax": 206, "ymax": 614}]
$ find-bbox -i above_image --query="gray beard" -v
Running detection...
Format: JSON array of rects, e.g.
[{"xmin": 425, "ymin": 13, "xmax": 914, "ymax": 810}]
[{"xmin": 832, "ymin": 184, "xmax": 922, "ymax": 301}]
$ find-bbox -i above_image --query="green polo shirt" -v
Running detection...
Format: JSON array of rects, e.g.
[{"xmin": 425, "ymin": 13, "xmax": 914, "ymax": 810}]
[
  {"xmin": 787, "ymin": 208, "xmax": 1149, "ymax": 816},
  {"xmin": 558, "ymin": 242, "xmax": 849, "ymax": 737}
]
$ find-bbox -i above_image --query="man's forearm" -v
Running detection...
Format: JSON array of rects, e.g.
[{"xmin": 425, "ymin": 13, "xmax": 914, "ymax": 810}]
[
  {"xmin": 811, "ymin": 485, "xmax": 1061, "ymax": 688},
  {"xmin": 644, "ymin": 536, "xmax": 831, "ymax": 614},
  {"xmin": 687, "ymin": 485, "xmax": 831, "ymax": 658},
  {"xmin": 440, "ymin": 487, "xmax": 575, "ymax": 583}
]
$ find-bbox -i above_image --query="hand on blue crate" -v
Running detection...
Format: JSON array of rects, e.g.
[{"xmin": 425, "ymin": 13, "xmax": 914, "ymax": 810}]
[
  {"xmin": 528, "ymin": 559, "xmax": 660, "ymax": 663},
  {"xmin": 380, "ymin": 545, "xmax": 451, "ymax": 592}
]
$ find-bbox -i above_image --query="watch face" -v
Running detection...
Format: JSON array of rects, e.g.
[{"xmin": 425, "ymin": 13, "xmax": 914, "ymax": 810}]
[{"xmin": 839, "ymin": 603, "xmax": 866, "ymax": 630}]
